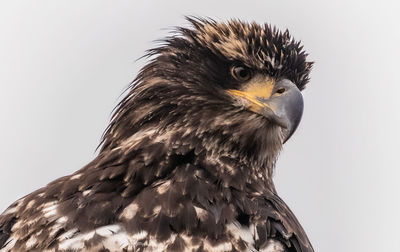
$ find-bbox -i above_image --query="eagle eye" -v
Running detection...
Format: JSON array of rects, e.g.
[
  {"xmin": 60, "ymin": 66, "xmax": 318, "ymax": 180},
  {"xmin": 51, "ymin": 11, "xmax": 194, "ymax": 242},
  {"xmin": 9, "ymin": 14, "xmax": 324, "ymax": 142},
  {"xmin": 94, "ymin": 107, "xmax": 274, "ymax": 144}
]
[{"xmin": 231, "ymin": 65, "xmax": 252, "ymax": 82}]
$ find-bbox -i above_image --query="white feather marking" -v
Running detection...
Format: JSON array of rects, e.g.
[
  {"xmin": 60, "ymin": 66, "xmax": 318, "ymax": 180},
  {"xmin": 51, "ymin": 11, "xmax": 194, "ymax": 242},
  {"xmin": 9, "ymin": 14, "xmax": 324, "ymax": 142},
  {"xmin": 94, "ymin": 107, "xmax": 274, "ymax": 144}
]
[
  {"xmin": 251, "ymin": 224, "xmax": 259, "ymax": 241},
  {"xmin": 120, "ymin": 202, "xmax": 139, "ymax": 220},
  {"xmin": 25, "ymin": 199, "xmax": 36, "ymax": 209},
  {"xmin": 204, "ymin": 241, "xmax": 232, "ymax": 252},
  {"xmin": 49, "ymin": 216, "xmax": 70, "ymax": 237},
  {"xmin": 58, "ymin": 224, "xmax": 136, "ymax": 251},
  {"xmin": 261, "ymin": 239, "xmax": 285, "ymax": 252},
  {"xmin": 58, "ymin": 235, "xmax": 85, "ymax": 251},
  {"xmin": 226, "ymin": 222, "xmax": 255, "ymax": 249},
  {"xmin": 0, "ymin": 235, "xmax": 17, "ymax": 252},
  {"xmin": 10, "ymin": 220, "xmax": 23, "ymax": 232},
  {"xmin": 25, "ymin": 236, "xmax": 37, "ymax": 250},
  {"xmin": 194, "ymin": 206, "xmax": 207, "ymax": 221},
  {"xmin": 56, "ymin": 216, "xmax": 68, "ymax": 224},
  {"xmin": 120, "ymin": 129, "xmax": 158, "ymax": 149},
  {"xmin": 44, "ymin": 209, "xmax": 57, "ymax": 218},
  {"xmin": 82, "ymin": 189, "xmax": 92, "ymax": 196},
  {"xmin": 131, "ymin": 230, "xmax": 148, "ymax": 240},
  {"xmin": 100, "ymin": 231, "xmax": 132, "ymax": 251},
  {"xmin": 35, "ymin": 229, "xmax": 43, "ymax": 236},
  {"xmin": 156, "ymin": 180, "xmax": 171, "ymax": 194},
  {"xmin": 153, "ymin": 205, "xmax": 161, "ymax": 215},
  {"xmin": 58, "ymin": 230, "xmax": 96, "ymax": 250},
  {"xmin": 83, "ymin": 231, "xmax": 96, "ymax": 240},
  {"xmin": 95, "ymin": 224, "xmax": 121, "ymax": 236},
  {"xmin": 41, "ymin": 201, "xmax": 58, "ymax": 218},
  {"xmin": 41, "ymin": 201, "xmax": 57, "ymax": 211},
  {"xmin": 70, "ymin": 173, "xmax": 82, "ymax": 180},
  {"xmin": 147, "ymin": 234, "xmax": 176, "ymax": 252}
]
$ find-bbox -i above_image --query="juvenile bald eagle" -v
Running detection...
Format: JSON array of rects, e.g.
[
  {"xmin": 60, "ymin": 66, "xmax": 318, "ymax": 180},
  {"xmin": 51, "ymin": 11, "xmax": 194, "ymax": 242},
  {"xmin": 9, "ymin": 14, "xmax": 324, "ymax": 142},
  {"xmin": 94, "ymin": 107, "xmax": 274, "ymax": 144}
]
[{"xmin": 0, "ymin": 18, "xmax": 313, "ymax": 251}]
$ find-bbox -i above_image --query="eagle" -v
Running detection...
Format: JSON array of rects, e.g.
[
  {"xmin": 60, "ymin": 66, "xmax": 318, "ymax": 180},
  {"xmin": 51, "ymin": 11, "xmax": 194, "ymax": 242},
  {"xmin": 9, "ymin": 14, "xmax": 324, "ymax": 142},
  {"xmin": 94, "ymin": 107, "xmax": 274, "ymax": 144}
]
[{"xmin": 0, "ymin": 18, "xmax": 313, "ymax": 252}]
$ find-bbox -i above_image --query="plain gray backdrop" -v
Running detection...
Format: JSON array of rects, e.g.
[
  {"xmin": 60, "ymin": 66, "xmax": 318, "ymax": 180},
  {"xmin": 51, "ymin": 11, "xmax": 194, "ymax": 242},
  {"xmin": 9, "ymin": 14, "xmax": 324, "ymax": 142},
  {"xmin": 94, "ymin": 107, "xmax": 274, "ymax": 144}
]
[{"xmin": 1, "ymin": 1, "xmax": 399, "ymax": 251}]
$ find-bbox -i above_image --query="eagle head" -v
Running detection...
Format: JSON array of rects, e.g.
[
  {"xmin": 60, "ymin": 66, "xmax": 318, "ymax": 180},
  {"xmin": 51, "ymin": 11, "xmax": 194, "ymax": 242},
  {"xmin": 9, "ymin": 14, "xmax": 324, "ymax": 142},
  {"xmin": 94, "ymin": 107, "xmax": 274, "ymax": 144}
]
[{"xmin": 101, "ymin": 17, "xmax": 312, "ymax": 176}]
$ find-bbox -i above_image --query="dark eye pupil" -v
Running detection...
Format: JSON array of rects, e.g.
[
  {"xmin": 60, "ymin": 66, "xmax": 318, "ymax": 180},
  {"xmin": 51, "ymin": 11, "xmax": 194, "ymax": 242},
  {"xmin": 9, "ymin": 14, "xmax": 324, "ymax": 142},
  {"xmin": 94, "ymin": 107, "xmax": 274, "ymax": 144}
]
[
  {"xmin": 233, "ymin": 66, "xmax": 250, "ymax": 81},
  {"xmin": 238, "ymin": 68, "xmax": 248, "ymax": 78}
]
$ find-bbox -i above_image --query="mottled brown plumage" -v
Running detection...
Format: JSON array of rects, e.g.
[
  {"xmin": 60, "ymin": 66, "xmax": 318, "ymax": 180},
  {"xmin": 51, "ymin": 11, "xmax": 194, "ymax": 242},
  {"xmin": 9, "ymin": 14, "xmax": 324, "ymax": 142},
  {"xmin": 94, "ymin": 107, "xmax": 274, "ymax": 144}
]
[{"xmin": 0, "ymin": 18, "xmax": 313, "ymax": 251}]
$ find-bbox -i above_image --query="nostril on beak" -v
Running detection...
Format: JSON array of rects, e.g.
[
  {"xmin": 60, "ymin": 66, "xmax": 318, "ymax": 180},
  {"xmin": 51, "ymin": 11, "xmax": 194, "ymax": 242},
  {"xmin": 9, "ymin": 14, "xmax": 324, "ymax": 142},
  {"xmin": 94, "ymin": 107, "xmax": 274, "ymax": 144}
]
[{"xmin": 276, "ymin": 88, "xmax": 286, "ymax": 94}]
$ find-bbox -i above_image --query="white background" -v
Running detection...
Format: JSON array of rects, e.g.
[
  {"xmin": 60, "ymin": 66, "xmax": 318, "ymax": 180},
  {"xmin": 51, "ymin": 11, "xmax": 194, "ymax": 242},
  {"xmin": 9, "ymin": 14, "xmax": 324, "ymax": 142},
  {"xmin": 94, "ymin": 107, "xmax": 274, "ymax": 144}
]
[{"xmin": 1, "ymin": 1, "xmax": 399, "ymax": 251}]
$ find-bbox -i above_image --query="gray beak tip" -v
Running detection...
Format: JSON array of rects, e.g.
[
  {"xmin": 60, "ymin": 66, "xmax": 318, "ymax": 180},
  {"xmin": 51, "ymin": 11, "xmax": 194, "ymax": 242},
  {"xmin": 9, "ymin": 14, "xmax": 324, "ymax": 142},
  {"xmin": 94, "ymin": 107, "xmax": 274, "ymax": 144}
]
[{"xmin": 262, "ymin": 79, "xmax": 304, "ymax": 143}]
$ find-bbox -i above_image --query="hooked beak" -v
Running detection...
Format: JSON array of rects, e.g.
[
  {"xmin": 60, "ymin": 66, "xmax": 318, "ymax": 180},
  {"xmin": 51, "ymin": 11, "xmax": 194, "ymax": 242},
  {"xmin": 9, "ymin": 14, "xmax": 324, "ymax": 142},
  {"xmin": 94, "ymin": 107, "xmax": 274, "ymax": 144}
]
[{"xmin": 228, "ymin": 78, "xmax": 304, "ymax": 143}]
